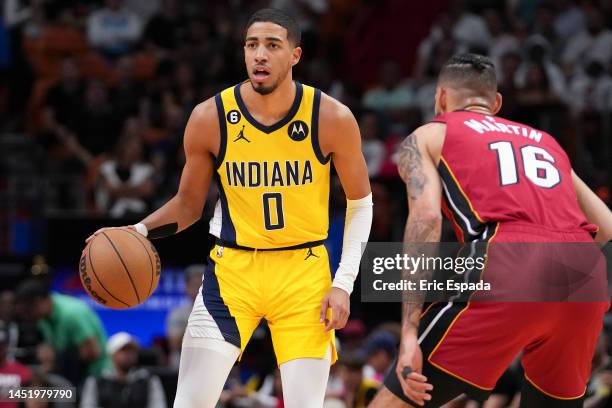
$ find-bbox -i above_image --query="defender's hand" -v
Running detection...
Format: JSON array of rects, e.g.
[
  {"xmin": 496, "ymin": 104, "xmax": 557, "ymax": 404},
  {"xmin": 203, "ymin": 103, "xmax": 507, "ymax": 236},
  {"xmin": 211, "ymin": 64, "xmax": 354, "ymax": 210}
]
[
  {"xmin": 396, "ymin": 335, "xmax": 432, "ymax": 406},
  {"xmin": 320, "ymin": 287, "xmax": 350, "ymax": 332},
  {"xmin": 85, "ymin": 225, "xmax": 137, "ymax": 244}
]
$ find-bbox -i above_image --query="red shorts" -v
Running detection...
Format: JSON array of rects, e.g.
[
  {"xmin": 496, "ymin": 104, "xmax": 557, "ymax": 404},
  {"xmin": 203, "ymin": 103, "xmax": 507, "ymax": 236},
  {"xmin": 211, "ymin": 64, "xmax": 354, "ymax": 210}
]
[{"xmin": 425, "ymin": 223, "xmax": 608, "ymax": 399}]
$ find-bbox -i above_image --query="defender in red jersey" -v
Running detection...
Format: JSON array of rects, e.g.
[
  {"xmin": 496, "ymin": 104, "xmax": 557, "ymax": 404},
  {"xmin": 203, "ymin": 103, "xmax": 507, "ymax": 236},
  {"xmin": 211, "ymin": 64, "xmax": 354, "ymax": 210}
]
[{"xmin": 370, "ymin": 54, "xmax": 612, "ymax": 407}]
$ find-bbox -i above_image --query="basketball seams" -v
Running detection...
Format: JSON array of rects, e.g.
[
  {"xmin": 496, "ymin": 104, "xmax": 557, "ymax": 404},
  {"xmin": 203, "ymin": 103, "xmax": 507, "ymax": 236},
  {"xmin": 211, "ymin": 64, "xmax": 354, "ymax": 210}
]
[
  {"xmin": 86, "ymin": 240, "xmax": 131, "ymax": 308},
  {"xmin": 122, "ymin": 229, "xmax": 155, "ymax": 299},
  {"xmin": 100, "ymin": 231, "xmax": 141, "ymax": 304}
]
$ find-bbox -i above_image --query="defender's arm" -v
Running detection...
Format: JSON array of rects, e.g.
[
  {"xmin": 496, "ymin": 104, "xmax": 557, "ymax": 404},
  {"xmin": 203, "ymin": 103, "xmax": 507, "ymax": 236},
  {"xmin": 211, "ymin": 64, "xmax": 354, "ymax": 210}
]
[
  {"xmin": 394, "ymin": 123, "xmax": 444, "ymax": 404},
  {"xmin": 572, "ymin": 171, "xmax": 612, "ymax": 243}
]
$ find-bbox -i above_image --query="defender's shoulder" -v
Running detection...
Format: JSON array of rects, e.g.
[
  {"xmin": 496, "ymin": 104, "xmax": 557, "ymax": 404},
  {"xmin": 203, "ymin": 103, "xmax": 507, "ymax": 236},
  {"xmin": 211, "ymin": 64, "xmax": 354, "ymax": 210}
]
[{"xmin": 413, "ymin": 121, "xmax": 446, "ymax": 137}]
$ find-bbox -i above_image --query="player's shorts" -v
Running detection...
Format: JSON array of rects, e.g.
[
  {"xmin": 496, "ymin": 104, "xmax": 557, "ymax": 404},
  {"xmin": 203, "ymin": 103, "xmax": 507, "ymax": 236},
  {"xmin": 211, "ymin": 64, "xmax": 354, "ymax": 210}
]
[
  {"xmin": 185, "ymin": 243, "xmax": 337, "ymax": 366},
  {"xmin": 384, "ymin": 222, "xmax": 609, "ymax": 406}
]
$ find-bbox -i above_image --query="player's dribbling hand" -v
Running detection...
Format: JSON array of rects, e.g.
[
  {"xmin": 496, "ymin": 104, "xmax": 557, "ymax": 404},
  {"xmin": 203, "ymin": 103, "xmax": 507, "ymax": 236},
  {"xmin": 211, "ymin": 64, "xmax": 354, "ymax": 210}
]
[
  {"xmin": 85, "ymin": 226, "xmax": 136, "ymax": 244},
  {"xmin": 396, "ymin": 335, "xmax": 432, "ymax": 406},
  {"xmin": 320, "ymin": 287, "xmax": 350, "ymax": 332}
]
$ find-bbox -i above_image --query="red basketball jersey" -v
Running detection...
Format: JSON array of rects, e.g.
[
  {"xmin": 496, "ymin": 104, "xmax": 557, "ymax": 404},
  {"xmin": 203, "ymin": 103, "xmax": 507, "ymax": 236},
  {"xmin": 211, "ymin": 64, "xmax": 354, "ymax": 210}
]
[{"xmin": 432, "ymin": 111, "xmax": 596, "ymax": 242}]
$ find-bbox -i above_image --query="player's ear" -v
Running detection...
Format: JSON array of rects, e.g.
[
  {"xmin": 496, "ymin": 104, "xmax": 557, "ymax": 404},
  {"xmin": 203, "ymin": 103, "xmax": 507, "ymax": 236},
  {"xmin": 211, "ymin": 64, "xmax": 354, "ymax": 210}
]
[
  {"xmin": 291, "ymin": 46, "xmax": 302, "ymax": 66},
  {"xmin": 435, "ymin": 86, "xmax": 446, "ymax": 114},
  {"xmin": 492, "ymin": 92, "xmax": 502, "ymax": 115}
]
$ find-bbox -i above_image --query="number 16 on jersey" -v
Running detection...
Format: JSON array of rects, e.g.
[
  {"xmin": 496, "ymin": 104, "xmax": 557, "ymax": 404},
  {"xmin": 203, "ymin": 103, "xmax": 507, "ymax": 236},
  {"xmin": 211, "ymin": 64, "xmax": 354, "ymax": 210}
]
[{"xmin": 489, "ymin": 141, "xmax": 561, "ymax": 188}]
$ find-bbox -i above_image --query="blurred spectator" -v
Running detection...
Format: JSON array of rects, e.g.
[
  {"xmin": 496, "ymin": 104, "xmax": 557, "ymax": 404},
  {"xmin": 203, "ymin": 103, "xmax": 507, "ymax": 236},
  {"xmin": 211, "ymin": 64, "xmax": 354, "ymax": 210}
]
[
  {"xmin": 26, "ymin": 369, "xmax": 74, "ymax": 408},
  {"xmin": 497, "ymin": 51, "xmax": 522, "ymax": 120},
  {"xmin": 0, "ymin": 291, "xmax": 19, "ymax": 361},
  {"xmin": 143, "ymin": 0, "xmax": 182, "ymax": 54},
  {"xmin": 360, "ymin": 330, "xmax": 396, "ymax": 383},
  {"xmin": 562, "ymin": 8, "xmax": 612, "ymax": 73},
  {"xmin": 414, "ymin": 12, "xmax": 457, "ymax": 82},
  {"xmin": 340, "ymin": 354, "xmax": 379, "ymax": 408},
  {"xmin": 165, "ymin": 264, "xmax": 204, "ymax": 370},
  {"xmin": 481, "ymin": 357, "xmax": 522, "ymax": 408},
  {"xmin": 248, "ymin": 368, "xmax": 284, "ymax": 408},
  {"xmin": 80, "ymin": 332, "xmax": 166, "ymax": 408},
  {"xmin": 75, "ymin": 80, "xmax": 122, "ymax": 158},
  {"xmin": 567, "ymin": 59, "xmax": 612, "ymax": 115},
  {"xmin": 370, "ymin": 182, "xmax": 402, "ymax": 242},
  {"xmin": 112, "ymin": 56, "xmax": 146, "ymax": 125},
  {"xmin": 41, "ymin": 58, "xmax": 89, "ymax": 169},
  {"xmin": 484, "ymin": 8, "xmax": 520, "ymax": 70},
  {"xmin": 362, "ymin": 61, "xmax": 415, "ymax": 133},
  {"xmin": 532, "ymin": 3, "xmax": 560, "ymax": 53},
  {"xmin": 14, "ymin": 280, "xmax": 110, "ymax": 386},
  {"xmin": 123, "ymin": 0, "xmax": 162, "ymax": 23},
  {"xmin": 217, "ymin": 366, "xmax": 250, "ymax": 407},
  {"xmin": 87, "ymin": 0, "xmax": 143, "ymax": 59},
  {"xmin": 359, "ymin": 111, "xmax": 385, "ymax": 178},
  {"xmin": 451, "ymin": 2, "xmax": 491, "ymax": 51},
  {"xmin": 516, "ymin": 61, "xmax": 562, "ymax": 108},
  {"xmin": 515, "ymin": 35, "xmax": 566, "ymax": 98},
  {"xmin": 553, "ymin": 0, "xmax": 587, "ymax": 42},
  {"xmin": 95, "ymin": 128, "xmax": 155, "ymax": 217},
  {"xmin": 585, "ymin": 332, "xmax": 612, "ymax": 407},
  {"xmin": 337, "ymin": 320, "xmax": 366, "ymax": 353},
  {"xmin": 0, "ymin": 320, "xmax": 31, "ymax": 408}
]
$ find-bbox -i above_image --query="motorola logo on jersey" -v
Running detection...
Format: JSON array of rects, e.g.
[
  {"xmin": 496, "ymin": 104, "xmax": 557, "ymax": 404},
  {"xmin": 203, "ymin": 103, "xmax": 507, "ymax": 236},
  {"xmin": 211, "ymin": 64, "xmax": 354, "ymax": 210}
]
[
  {"xmin": 227, "ymin": 110, "xmax": 241, "ymax": 124},
  {"xmin": 288, "ymin": 120, "xmax": 309, "ymax": 141}
]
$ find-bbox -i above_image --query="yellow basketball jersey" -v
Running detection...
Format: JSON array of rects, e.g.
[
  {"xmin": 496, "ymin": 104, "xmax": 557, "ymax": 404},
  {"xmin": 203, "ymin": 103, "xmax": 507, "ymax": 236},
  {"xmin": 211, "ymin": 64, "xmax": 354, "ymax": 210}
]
[{"xmin": 209, "ymin": 81, "xmax": 331, "ymax": 249}]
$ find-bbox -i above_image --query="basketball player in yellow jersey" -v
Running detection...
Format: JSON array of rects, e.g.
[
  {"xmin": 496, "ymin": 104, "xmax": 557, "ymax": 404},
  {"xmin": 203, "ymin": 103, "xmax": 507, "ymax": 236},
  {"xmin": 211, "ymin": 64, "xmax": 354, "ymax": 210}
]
[{"xmin": 87, "ymin": 8, "xmax": 372, "ymax": 408}]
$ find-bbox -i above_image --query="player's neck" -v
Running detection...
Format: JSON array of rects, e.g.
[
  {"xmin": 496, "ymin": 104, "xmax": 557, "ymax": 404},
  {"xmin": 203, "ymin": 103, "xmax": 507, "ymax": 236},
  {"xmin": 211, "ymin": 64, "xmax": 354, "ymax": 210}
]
[
  {"xmin": 242, "ymin": 76, "xmax": 296, "ymax": 125},
  {"xmin": 462, "ymin": 104, "xmax": 493, "ymax": 115}
]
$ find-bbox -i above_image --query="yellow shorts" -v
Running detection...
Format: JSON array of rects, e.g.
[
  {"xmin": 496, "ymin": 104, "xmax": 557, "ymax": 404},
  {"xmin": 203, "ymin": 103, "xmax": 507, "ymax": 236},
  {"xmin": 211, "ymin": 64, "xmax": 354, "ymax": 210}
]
[{"xmin": 190, "ymin": 244, "xmax": 337, "ymax": 366}]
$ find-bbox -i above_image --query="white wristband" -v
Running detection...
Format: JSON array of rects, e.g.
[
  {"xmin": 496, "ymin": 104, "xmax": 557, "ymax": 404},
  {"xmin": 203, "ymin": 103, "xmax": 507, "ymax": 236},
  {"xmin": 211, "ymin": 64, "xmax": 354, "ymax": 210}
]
[
  {"xmin": 133, "ymin": 223, "xmax": 148, "ymax": 237},
  {"xmin": 332, "ymin": 193, "xmax": 373, "ymax": 295}
]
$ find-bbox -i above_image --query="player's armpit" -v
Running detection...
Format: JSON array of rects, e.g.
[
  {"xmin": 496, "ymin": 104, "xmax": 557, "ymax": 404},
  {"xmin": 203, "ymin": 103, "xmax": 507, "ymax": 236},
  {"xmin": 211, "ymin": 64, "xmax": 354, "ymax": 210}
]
[
  {"xmin": 318, "ymin": 93, "xmax": 371, "ymax": 200},
  {"xmin": 572, "ymin": 170, "xmax": 612, "ymax": 243}
]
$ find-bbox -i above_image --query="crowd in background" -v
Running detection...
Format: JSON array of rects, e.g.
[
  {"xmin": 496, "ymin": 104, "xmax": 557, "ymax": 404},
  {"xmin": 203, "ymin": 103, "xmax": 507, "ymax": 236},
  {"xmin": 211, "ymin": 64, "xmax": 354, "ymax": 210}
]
[{"xmin": 1, "ymin": 0, "xmax": 612, "ymax": 407}]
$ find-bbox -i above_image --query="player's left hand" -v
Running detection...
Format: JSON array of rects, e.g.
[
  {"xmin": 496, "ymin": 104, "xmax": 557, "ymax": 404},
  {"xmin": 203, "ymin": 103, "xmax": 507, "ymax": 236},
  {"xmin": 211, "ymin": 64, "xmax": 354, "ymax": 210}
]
[{"xmin": 320, "ymin": 287, "xmax": 350, "ymax": 332}]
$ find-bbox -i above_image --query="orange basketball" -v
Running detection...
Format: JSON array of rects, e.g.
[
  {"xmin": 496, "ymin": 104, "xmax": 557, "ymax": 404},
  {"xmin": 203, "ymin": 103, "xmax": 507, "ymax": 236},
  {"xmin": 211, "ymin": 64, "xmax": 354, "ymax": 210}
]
[{"xmin": 79, "ymin": 228, "xmax": 161, "ymax": 309}]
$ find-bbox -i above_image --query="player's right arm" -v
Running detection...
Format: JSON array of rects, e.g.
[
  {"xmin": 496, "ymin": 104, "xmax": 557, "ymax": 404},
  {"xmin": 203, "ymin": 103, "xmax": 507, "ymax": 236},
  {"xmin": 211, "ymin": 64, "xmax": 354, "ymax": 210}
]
[
  {"xmin": 572, "ymin": 171, "xmax": 612, "ymax": 243},
  {"xmin": 86, "ymin": 99, "xmax": 219, "ymax": 242},
  {"xmin": 394, "ymin": 123, "xmax": 444, "ymax": 405}
]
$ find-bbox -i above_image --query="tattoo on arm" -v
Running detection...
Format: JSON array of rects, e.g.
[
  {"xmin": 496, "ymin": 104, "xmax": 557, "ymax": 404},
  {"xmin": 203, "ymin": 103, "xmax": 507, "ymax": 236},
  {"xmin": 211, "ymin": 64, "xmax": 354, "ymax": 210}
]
[
  {"xmin": 398, "ymin": 133, "xmax": 426, "ymax": 200},
  {"xmin": 401, "ymin": 221, "xmax": 441, "ymax": 334},
  {"xmin": 398, "ymin": 133, "xmax": 442, "ymax": 334}
]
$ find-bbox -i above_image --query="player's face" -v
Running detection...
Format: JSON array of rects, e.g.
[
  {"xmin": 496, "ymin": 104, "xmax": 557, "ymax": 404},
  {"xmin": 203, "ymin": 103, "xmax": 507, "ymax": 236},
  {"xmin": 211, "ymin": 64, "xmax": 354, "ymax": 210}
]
[{"xmin": 244, "ymin": 22, "xmax": 302, "ymax": 95}]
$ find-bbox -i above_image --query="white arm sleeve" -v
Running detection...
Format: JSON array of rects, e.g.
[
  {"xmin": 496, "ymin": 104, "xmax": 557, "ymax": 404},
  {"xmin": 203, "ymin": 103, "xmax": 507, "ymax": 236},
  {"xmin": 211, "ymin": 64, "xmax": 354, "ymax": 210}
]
[{"xmin": 332, "ymin": 193, "xmax": 373, "ymax": 295}]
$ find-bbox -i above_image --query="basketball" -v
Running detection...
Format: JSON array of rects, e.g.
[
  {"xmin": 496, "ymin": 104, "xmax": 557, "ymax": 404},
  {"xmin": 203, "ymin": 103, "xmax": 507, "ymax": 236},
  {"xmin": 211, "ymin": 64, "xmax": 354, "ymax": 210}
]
[{"xmin": 79, "ymin": 228, "xmax": 161, "ymax": 309}]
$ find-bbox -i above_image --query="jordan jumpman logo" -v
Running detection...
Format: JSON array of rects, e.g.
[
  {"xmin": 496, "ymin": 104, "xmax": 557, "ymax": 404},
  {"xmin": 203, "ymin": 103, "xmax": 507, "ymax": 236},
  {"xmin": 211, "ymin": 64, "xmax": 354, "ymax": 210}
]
[
  {"xmin": 233, "ymin": 125, "xmax": 250, "ymax": 143},
  {"xmin": 304, "ymin": 248, "xmax": 320, "ymax": 260}
]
